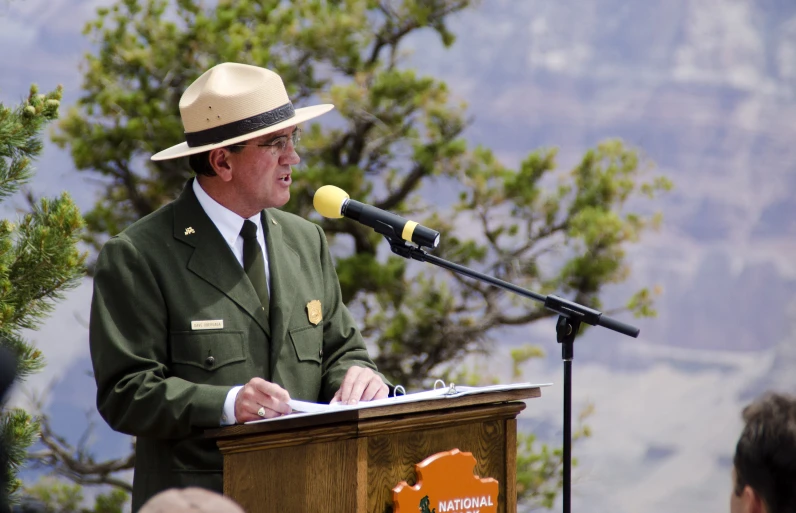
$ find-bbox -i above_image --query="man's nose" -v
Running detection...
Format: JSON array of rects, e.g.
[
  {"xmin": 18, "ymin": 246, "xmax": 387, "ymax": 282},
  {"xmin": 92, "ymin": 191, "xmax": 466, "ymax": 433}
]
[{"xmin": 280, "ymin": 144, "xmax": 300, "ymax": 165}]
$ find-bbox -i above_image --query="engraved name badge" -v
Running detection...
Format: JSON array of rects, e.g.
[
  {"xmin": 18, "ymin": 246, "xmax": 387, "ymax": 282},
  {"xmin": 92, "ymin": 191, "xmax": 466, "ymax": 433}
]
[{"xmin": 191, "ymin": 320, "xmax": 224, "ymax": 330}]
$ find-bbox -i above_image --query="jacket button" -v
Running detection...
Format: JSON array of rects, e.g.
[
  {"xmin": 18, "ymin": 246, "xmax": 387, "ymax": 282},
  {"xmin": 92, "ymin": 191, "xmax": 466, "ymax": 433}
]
[
  {"xmin": 319, "ymin": 348, "xmax": 323, "ymax": 358},
  {"xmin": 205, "ymin": 356, "xmax": 215, "ymax": 367}
]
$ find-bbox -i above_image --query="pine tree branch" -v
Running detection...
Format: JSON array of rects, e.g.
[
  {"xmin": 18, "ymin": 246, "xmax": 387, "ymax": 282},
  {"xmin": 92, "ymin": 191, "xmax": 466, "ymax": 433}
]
[
  {"xmin": 343, "ymin": 119, "xmax": 376, "ymax": 168},
  {"xmin": 27, "ymin": 410, "xmax": 134, "ymax": 494},
  {"xmin": 320, "ymin": 219, "xmax": 376, "ymax": 255},
  {"xmin": 375, "ymin": 122, "xmax": 466, "ymax": 211},
  {"xmin": 529, "ymin": 219, "xmax": 569, "ymax": 245},
  {"xmin": 493, "ymin": 307, "xmax": 551, "ymax": 326},
  {"xmin": 108, "ymin": 159, "xmax": 154, "ymax": 219},
  {"xmin": 5, "ymin": 274, "xmax": 76, "ymax": 331},
  {"xmin": 375, "ymin": 162, "xmax": 429, "ymax": 212},
  {"xmin": 368, "ymin": 1, "xmax": 469, "ymax": 67},
  {"xmin": 448, "ymin": 269, "xmax": 488, "ymax": 296}
]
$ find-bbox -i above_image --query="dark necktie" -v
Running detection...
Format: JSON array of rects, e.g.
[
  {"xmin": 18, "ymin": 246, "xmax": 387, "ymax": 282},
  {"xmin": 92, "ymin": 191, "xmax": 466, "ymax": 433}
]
[{"xmin": 240, "ymin": 220, "xmax": 269, "ymax": 308}]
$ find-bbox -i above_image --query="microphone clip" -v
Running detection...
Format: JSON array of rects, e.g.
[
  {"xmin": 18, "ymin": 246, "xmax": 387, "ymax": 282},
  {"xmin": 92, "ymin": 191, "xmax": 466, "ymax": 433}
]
[{"xmin": 384, "ymin": 236, "xmax": 428, "ymax": 262}]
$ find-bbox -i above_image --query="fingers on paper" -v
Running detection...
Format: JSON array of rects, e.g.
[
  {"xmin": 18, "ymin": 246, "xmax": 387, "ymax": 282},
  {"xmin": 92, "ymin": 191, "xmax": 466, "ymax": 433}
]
[
  {"xmin": 235, "ymin": 377, "xmax": 292, "ymax": 422},
  {"xmin": 336, "ymin": 367, "xmax": 386, "ymax": 405}
]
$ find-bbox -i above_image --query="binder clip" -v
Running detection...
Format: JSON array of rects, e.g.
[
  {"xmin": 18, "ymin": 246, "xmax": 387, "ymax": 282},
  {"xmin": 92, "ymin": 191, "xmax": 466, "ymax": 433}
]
[{"xmin": 392, "ymin": 385, "xmax": 406, "ymax": 397}]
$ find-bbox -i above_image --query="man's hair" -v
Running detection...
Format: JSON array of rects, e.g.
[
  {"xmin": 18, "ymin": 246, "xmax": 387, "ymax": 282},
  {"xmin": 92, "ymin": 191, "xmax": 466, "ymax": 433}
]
[
  {"xmin": 139, "ymin": 487, "xmax": 244, "ymax": 513},
  {"xmin": 188, "ymin": 144, "xmax": 244, "ymax": 177},
  {"xmin": 733, "ymin": 392, "xmax": 796, "ymax": 513}
]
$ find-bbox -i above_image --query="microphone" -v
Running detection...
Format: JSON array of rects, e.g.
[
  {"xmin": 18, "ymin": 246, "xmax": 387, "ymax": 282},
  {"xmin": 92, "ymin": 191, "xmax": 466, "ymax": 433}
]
[{"xmin": 313, "ymin": 185, "xmax": 440, "ymax": 249}]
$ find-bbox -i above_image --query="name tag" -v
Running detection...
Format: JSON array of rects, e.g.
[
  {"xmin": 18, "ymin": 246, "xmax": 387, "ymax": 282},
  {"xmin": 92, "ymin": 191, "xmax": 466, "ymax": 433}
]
[{"xmin": 191, "ymin": 320, "xmax": 224, "ymax": 330}]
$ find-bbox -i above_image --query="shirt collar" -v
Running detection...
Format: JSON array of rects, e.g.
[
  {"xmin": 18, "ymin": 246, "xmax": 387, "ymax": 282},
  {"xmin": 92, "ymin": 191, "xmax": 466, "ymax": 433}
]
[{"xmin": 192, "ymin": 178, "xmax": 261, "ymax": 245}]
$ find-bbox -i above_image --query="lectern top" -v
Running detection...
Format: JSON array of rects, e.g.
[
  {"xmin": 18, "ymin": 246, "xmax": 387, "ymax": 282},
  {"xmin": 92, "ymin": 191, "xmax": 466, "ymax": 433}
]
[{"xmin": 206, "ymin": 385, "xmax": 542, "ymax": 440}]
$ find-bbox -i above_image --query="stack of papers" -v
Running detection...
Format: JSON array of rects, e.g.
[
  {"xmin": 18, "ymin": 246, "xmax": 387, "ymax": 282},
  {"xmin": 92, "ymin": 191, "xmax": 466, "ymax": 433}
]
[{"xmin": 245, "ymin": 382, "xmax": 551, "ymax": 424}]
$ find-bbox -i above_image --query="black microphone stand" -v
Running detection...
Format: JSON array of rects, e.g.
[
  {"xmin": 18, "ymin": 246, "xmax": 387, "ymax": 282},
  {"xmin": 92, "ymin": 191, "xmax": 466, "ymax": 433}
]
[{"xmin": 382, "ymin": 235, "xmax": 639, "ymax": 513}]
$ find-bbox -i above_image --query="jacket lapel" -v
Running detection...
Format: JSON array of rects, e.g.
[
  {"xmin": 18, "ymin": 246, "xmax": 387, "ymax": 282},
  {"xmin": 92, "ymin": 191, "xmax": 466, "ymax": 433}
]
[
  {"xmin": 263, "ymin": 209, "xmax": 300, "ymax": 378},
  {"xmin": 173, "ymin": 180, "xmax": 270, "ymax": 336}
]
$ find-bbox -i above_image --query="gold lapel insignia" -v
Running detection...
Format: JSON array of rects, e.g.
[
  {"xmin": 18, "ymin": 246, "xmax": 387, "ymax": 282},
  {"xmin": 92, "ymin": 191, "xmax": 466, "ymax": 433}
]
[
  {"xmin": 184, "ymin": 227, "xmax": 196, "ymax": 235},
  {"xmin": 307, "ymin": 300, "xmax": 322, "ymax": 325}
]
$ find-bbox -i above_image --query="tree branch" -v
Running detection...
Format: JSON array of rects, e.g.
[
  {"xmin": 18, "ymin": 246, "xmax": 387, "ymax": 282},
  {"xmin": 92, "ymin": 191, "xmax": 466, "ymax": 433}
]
[
  {"xmin": 98, "ymin": 159, "xmax": 155, "ymax": 220},
  {"xmin": 375, "ymin": 162, "xmax": 428, "ymax": 211},
  {"xmin": 320, "ymin": 219, "xmax": 376, "ymax": 255},
  {"xmin": 494, "ymin": 307, "xmax": 552, "ymax": 326},
  {"xmin": 26, "ymin": 401, "xmax": 134, "ymax": 493},
  {"xmin": 368, "ymin": 1, "xmax": 468, "ymax": 67},
  {"xmin": 114, "ymin": 159, "xmax": 154, "ymax": 219}
]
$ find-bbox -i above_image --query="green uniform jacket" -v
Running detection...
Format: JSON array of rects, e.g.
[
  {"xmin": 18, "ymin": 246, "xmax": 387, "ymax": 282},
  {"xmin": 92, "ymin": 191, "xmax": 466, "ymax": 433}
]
[{"xmin": 89, "ymin": 180, "xmax": 386, "ymax": 511}]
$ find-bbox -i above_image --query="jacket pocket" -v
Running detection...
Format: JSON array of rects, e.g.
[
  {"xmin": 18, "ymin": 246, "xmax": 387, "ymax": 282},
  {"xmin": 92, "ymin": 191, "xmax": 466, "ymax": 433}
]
[
  {"xmin": 289, "ymin": 325, "xmax": 322, "ymax": 364},
  {"xmin": 170, "ymin": 330, "xmax": 246, "ymax": 372}
]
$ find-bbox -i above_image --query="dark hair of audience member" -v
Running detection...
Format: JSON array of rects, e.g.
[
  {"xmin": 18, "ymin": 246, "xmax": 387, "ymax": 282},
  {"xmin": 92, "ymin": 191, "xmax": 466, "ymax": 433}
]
[{"xmin": 733, "ymin": 392, "xmax": 796, "ymax": 513}]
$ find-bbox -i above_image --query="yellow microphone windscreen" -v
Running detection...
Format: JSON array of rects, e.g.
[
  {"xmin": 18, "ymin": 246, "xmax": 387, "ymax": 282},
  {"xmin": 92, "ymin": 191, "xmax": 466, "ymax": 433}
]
[{"xmin": 313, "ymin": 185, "xmax": 349, "ymax": 219}]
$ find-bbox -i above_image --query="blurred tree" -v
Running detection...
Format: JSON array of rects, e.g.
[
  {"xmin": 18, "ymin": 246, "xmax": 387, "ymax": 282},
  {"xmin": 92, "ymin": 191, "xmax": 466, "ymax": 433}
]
[
  {"xmin": 516, "ymin": 401, "xmax": 594, "ymax": 511},
  {"xmin": 19, "ymin": 477, "xmax": 127, "ymax": 513},
  {"xmin": 50, "ymin": 0, "xmax": 672, "ymax": 509},
  {"xmin": 0, "ymin": 86, "xmax": 86, "ymax": 504}
]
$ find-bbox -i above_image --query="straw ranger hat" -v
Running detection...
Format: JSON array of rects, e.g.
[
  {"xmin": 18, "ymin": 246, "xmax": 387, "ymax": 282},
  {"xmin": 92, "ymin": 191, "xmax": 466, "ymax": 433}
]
[{"xmin": 151, "ymin": 62, "xmax": 334, "ymax": 161}]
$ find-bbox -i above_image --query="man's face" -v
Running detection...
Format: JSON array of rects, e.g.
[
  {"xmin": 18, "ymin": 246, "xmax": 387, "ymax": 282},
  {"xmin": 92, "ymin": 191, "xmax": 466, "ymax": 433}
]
[{"xmin": 225, "ymin": 125, "xmax": 300, "ymax": 213}]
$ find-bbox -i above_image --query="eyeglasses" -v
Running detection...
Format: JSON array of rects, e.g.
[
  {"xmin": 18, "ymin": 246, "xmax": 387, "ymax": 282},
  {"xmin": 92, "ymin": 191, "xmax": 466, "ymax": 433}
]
[{"xmin": 229, "ymin": 128, "xmax": 302, "ymax": 156}]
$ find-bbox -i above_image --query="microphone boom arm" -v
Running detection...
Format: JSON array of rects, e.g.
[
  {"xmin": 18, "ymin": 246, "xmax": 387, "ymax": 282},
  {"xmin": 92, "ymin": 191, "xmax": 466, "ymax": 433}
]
[{"xmin": 383, "ymin": 236, "xmax": 639, "ymax": 338}]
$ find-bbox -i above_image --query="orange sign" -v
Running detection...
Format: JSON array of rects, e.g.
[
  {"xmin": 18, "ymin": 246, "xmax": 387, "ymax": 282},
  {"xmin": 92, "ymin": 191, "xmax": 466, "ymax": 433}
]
[{"xmin": 392, "ymin": 449, "xmax": 498, "ymax": 513}]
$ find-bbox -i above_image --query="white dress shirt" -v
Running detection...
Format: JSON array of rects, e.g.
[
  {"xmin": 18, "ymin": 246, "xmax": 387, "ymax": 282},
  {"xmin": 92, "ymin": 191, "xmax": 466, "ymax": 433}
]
[{"xmin": 192, "ymin": 178, "xmax": 269, "ymax": 425}]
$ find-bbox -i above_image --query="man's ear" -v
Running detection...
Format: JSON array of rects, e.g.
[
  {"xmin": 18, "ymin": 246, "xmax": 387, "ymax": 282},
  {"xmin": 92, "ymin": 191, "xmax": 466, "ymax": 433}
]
[
  {"xmin": 741, "ymin": 485, "xmax": 767, "ymax": 513},
  {"xmin": 208, "ymin": 148, "xmax": 234, "ymax": 182}
]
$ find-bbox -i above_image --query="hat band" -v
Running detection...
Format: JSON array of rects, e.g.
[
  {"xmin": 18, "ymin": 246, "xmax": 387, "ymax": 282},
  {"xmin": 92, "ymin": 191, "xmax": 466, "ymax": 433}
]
[{"xmin": 184, "ymin": 102, "xmax": 295, "ymax": 147}]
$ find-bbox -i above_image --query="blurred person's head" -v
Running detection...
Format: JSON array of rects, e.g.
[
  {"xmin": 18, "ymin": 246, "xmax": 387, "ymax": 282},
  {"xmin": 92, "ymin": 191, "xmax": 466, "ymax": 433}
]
[
  {"xmin": 0, "ymin": 345, "xmax": 17, "ymax": 513},
  {"xmin": 138, "ymin": 487, "xmax": 245, "ymax": 513},
  {"xmin": 731, "ymin": 392, "xmax": 796, "ymax": 513}
]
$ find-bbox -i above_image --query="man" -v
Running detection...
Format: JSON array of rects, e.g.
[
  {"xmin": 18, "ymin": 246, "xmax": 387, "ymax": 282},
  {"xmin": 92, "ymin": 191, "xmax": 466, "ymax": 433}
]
[
  {"xmin": 730, "ymin": 392, "xmax": 796, "ymax": 513},
  {"xmin": 89, "ymin": 62, "xmax": 389, "ymax": 511}
]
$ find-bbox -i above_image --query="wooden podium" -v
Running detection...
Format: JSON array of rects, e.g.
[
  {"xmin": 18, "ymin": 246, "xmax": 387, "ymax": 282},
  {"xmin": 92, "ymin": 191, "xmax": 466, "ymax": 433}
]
[{"xmin": 205, "ymin": 387, "xmax": 541, "ymax": 513}]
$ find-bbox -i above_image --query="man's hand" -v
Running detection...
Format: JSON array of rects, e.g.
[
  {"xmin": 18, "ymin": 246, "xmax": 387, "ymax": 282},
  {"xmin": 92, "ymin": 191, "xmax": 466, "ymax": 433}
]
[
  {"xmin": 234, "ymin": 378, "xmax": 291, "ymax": 423},
  {"xmin": 331, "ymin": 366, "xmax": 389, "ymax": 405}
]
